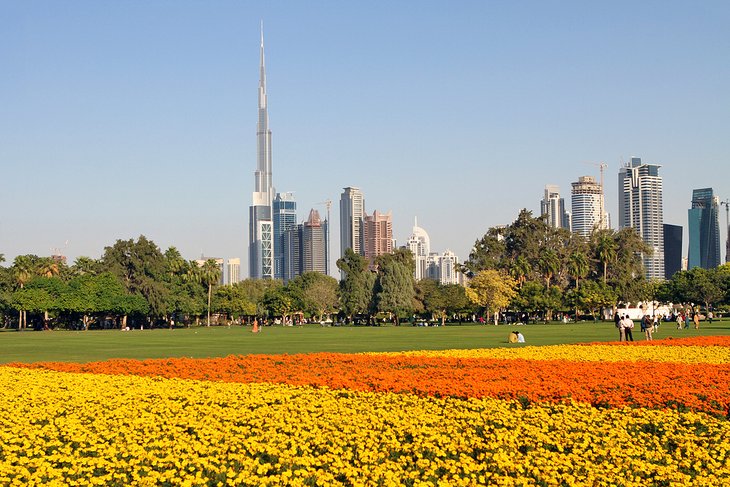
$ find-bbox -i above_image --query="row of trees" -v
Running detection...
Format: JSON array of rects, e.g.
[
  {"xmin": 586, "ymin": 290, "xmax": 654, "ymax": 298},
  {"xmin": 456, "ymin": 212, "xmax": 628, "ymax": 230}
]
[
  {"xmin": 3, "ymin": 210, "xmax": 730, "ymax": 329},
  {"xmin": 0, "ymin": 238, "xmax": 469, "ymax": 329},
  {"xmin": 460, "ymin": 209, "xmax": 730, "ymax": 319}
]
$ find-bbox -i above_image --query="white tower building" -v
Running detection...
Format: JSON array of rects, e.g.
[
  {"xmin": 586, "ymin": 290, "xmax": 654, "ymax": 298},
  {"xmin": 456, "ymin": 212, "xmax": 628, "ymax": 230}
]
[
  {"xmin": 249, "ymin": 25, "xmax": 275, "ymax": 279},
  {"xmin": 406, "ymin": 217, "xmax": 431, "ymax": 280}
]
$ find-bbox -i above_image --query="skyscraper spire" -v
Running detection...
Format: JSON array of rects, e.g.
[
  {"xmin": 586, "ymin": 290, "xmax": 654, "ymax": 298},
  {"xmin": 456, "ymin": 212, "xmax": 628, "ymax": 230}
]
[{"xmin": 249, "ymin": 23, "xmax": 274, "ymax": 279}]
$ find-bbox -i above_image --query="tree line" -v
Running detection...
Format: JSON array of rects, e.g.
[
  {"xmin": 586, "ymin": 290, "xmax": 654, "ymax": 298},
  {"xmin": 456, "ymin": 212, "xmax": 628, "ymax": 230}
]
[
  {"xmin": 2, "ymin": 210, "xmax": 730, "ymax": 330},
  {"xmin": 460, "ymin": 209, "xmax": 730, "ymax": 321}
]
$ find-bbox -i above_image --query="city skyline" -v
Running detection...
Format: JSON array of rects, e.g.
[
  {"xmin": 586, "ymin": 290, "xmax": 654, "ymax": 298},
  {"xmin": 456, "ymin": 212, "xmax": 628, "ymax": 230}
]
[{"xmin": 3, "ymin": 2, "xmax": 729, "ymax": 271}]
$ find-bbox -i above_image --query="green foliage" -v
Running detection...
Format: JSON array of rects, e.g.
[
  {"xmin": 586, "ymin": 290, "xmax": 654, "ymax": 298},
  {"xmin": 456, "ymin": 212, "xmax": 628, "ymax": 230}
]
[
  {"xmin": 287, "ymin": 272, "xmax": 339, "ymax": 321},
  {"xmin": 261, "ymin": 283, "xmax": 291, "ymax": 321},
  {"xmin": 374, "ymin": 250, "xmax": 416, "ymax": 325},
  {"xmin": 337, "ymin": 249, "xmax": 375, "ymax": 320},
  {"xmin": 101, "ymin": 236, "xmax": 168, "ymax": 317}
]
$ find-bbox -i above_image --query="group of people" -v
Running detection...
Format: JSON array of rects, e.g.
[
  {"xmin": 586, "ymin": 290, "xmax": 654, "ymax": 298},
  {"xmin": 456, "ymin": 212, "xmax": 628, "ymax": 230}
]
[
  {"xmin": 675, "ymin": 312, "xmax": 702, "ymax": 330},
  {"xmin": 614, "ymin": 313, "xmax": 657, "ymax": 341},
  {"xmin": 508, "ymin": 330, "xmax": 525, "ymax": 343}
]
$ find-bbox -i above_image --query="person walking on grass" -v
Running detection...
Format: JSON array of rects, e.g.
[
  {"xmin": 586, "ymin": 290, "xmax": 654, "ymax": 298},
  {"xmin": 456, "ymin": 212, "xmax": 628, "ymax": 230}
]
[
  {"xmin": 694, "ymin": 312, "xmax": 700, "ymax": 330},
  {"xmin": 677, "ymin": 313, "xmax": 684, "ymax": 330}
]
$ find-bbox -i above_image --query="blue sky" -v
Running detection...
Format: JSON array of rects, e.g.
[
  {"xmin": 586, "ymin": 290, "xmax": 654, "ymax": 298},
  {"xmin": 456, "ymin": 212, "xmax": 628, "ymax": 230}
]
[{"xmin": 2, "ymin": 1, "xmax": 729, "ymax": 274}]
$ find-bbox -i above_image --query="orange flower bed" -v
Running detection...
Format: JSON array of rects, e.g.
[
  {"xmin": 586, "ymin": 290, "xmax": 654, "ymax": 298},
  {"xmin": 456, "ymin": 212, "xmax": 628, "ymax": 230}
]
[
  {"xmin": 582, "ymin": 335, "xmax": 730, "ymax": 347},
  {"xmin": 12, "ymin": 353, "xmax": 730, "ymax": 417}
]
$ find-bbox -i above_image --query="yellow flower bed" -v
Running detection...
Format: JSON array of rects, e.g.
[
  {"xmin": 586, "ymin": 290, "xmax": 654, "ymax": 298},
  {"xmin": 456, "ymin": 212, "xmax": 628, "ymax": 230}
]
[
  {"xmin": 1, "ymin": 367, "xmax": 729, "ymax": 486},
  {"xmin": 376, "ymin": 344, "xmax": 730, "ymax": 363}
]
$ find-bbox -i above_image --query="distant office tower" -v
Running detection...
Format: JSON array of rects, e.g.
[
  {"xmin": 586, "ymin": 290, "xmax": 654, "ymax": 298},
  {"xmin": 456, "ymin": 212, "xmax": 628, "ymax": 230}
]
[
  {"xmin": 273, "ymin": 192, "xmax": 297, "ymax": 279},
  {"xmin": 282, "ymin": 225, "xmax": 301, "ymax": 282},
  {"xmin": 618, "ymin": 157, "xmax": 665, "ymax": 280},
  {"xmin": 688, "ymin": 188, "xmax": 721, "ymax": 269},
  {"xmin": 663, "ymin": 224, "xmax": 682, "ymax": 279},
  {"xmin": 364, "ymin": 210, "xmax": 393, "ymax": 259},
  {"xmin": 541, "ymin": 185, "xmax": 570, "ymax": 229},
  {"xmin": 406, "ymin": 218, "xmax": 431, "ymax": 280},
  {"xmin": 438, "ymin": 250, "xmax": 460, "ymax": 285},
  {"xmin": 340, "ymin": 187, "xmax": 365, "ymax": 258},
  {"xmin": 195, "ymin": 257, "xmax": 225, "ymax": 285},
  {"xmin": 302, "ymin": 209, "xmax": 328, "ymax": 274},
  {"xmin": 571, "ymin": 176, "xmax": 608, "ymax": 237},
  {"xmin": 423, "ymin": 250, "xmax": 461, "ymax": 285},
  {"xmin": 249, "ymin": 26, "xmax": 274, "ymax": 279},
  {"xmin": 226, "ymin": 258, "xmax": 241, "ymax": 285}
]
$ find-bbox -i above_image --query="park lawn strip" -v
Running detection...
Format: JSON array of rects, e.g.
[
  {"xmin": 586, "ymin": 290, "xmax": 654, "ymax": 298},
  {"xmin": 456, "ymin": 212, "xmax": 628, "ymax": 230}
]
[{"xmin": 3, "ymin": 321, "xmax": 730, "ymax": 364}]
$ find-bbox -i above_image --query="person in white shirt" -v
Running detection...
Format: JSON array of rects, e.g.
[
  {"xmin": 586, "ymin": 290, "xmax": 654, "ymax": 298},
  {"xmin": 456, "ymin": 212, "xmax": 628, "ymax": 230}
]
[{"xmin": 622, "ymin": 315, "xmax": 635, "ymax": 342}]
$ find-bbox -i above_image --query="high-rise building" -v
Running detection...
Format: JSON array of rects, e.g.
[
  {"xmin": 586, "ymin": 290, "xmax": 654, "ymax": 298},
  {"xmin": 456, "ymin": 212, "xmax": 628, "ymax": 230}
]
[
  {"xmin": 364, "ymin": 210, "xmax": 393, "ymax": 260},
  {"xmin": 340, "ymin": 187, "xmax": 365, "ymax": 259},
  {"xmin": 226, "ymin": 258, "xmax": 241, "ymax": 285},
  {"xmin": 618, "ymin": 157, "xmax": 665, "ymax": 280},
  {"xmin": 302, "ymin": 209, "xmax": 328, "ymax": 274},
  {"xmin": 541, "ymin": 185, "xmax": 570, "ymax": 229},
  {"xmin": 688, "ymin": 188, "xmax": 721, "ymax": 269},
  {"xmin": 406, "ymin": 218, "xmax": 430, "ymax": 280},
  {"xmin": 273, "ymin": 192, "xmax": 297, "ymax": 279},
  {"xmin": 663, "ymin": 224, "xmax": 682, "ymax": 279},
  {"xmin": 249, "ymin": 26, "xmax": 274, "ymax": 279},
  {"xmin": 282, "ymin": 225, "xmax": 301, "ymax": 282},
  {"xmin": 571, "ymin": 176, "xmax": 608, "ymax": 237},
  {"xmin": 437, "ymin": 250, "xmax": 460, "ymax": 285}
]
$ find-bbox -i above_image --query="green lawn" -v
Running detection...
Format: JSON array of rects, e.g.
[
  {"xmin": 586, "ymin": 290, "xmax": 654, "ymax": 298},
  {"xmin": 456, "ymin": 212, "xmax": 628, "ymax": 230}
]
[{"xmin": 2, "ymin": 320, "xmax": 729, "ymax": 364}]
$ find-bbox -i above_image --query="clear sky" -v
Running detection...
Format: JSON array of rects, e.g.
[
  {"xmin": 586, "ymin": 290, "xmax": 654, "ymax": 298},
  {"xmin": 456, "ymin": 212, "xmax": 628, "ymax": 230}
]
[{"xmin": 2, "ymin": 1, "xmax": 729, "ymax": 274}]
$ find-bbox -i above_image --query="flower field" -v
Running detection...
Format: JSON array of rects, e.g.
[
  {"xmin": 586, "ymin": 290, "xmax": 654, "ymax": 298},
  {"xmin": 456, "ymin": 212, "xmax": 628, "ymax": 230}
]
[{"xmin": 2, "ymin": 336, "xmax": 729, "ymax": 485}]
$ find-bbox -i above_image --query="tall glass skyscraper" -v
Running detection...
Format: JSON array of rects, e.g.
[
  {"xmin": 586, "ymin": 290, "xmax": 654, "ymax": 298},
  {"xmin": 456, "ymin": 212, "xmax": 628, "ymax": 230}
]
[
  {"xmin": 273, "ymin": 192, "xmax": 297, "ymax": 279},
  {"xmin": 618, "ymin": 157, "xmax": 665, "ymax": 280},
  {"xmin": 688, "ymin": 188, "xmax": 721, "ymax": 269},
  {"xmin": 302, "ymin": 209, "xmax": 328, "ymax": 274},
  {"xmin": 339, "ymin": 187, "xmax": 365, "ymax": 259},
  {"xmin": 249, "ymin": 26, "xmax": 275, "ymax": 279}
]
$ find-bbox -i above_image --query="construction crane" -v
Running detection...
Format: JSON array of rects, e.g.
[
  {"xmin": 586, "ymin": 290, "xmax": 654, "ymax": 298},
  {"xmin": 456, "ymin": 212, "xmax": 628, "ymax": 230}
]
[
  {"xmin": 317, "ymin": 199, "xmax": 333, "ymax": 275},
  {"xmin": 721, "ymin": 199, "xmax": 730, "ymax": 263}
]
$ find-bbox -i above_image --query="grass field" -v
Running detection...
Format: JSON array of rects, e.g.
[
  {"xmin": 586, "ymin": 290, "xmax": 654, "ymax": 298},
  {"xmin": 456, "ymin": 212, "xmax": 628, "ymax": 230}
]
[{"xmin": 3, "ymin": 319, "xmax": 730, "ymax": 364}]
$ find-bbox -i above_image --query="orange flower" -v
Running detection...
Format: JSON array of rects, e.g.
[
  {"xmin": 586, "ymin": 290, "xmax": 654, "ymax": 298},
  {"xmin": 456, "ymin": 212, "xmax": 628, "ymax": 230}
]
[{"xmin": 10, "ymin": 352, "xmax": 730, "ymax": 417}]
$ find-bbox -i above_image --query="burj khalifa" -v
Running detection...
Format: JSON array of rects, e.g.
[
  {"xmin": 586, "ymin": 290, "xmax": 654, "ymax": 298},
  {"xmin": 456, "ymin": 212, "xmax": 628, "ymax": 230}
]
[{"xmin": 249, "ymin": 25, "xmax": 274, "ymax": 279}]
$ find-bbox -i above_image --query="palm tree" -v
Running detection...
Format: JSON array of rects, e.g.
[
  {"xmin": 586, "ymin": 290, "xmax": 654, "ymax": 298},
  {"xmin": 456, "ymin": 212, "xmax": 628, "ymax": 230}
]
[
  {"xmin": 509, "ymin": 256, "xmax": 532, "ymax": 289},
  {"xmin": 37, "ymin": 258, "xmax": 60, "ymax": 278},
  {"xmin": 200, "ymin": 259, "xmax": 222, "ymax": 327},
  {"xmin": 538, "ymin": 249, "xmax": 559, "ymax": 290},
  {"xmin": 12, "ymin": 255, "xmax": 35, "ymax": 329},
  {"xmin": 567, "ymin": 251, "xmax": 590, "ymax": 320},
  {"xmin": 595, "ymin": 232, "xmax": 617, "ymax": 285},
  {"xmin": 567, "ymin": 251, "xmax": 590, "ymax": 291}
]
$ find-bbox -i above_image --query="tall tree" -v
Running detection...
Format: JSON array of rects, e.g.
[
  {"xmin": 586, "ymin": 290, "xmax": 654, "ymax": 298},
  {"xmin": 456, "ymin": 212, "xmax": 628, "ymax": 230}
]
[
  {"xmin": 101, "ymin": 236, "xmax": 168, "ymax": 319},
  {"xmin": 337, "ymin": 248, "xmax": 375, "ymax": 323},
  {"xmin": 199, "ymin": 259, "xmax": 222, "ymax": 326},
  {"xmin": 288, "ymin": 272, "xmax": 339, "ymax": 322},
  {"xmin": 12, "ymin": 255, "xmax": 37, "ymax": 329},
  {"xmin": 374, "ymin": 250, "xmax": 416, "ymax": 325},
  {"xmin": 593, "ymin": 230, "xmax": 617, "ymax": 285},
  {"xmin": 465, "ymin": 269, "xmax": 517, "ymax": 324},
  {"xmin": 567, "ymin": 250, "xmax": 591, "ymax": 318}
]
